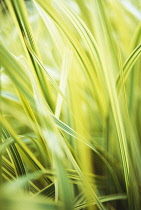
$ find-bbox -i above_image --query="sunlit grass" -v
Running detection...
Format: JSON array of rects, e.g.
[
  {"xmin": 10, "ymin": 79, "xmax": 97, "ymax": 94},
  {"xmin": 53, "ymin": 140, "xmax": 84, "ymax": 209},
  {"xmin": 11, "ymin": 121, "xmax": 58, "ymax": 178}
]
[{"xmin": 0, "ymin": 0, "xmax": 141, "ymax": 209}]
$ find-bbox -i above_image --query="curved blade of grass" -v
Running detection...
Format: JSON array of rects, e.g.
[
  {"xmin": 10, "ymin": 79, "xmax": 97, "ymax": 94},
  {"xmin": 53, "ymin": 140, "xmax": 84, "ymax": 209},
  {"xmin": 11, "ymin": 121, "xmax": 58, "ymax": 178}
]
[
  {"xmin": 117, "ymin": 43, "xmax": 141, "ymax": 91},
  {"xmin": 90, "ymin": 0, "xmax": 130, "ymax": 203},
  {"xmin": 0, "ymin": 137, "xmax": 14, "ymax": 154},
  {"xmin": 61, "ymin": 140, "xmax": 106, "ymax": 210},
  {"xmin": 34, "ymin": 183, "xmax": 55, "ymax": 198},
  {"xmin": 128, "ymin": 23, "xmax": 141, "ymax": 113},
  {"xmin": 1, "ymin": 90, "xmax": 20, "ymax": 104},
  {"xmin": 53, "ymin": 115, "xmax": 122, "ymax": 190},
  {"xmin": 34, "ymin": 0, "xmax": 107, "ymax": 116},
  {"xmin": 2, "ymin": 127, "xmax": 26, "ymax": 178},
  {"xmin": 6, "ymin": 0, "xmax": 53, "ymax": 109},
  {"xmin": 0, "ymin": 43, "xmax": 32, "ymax": 102},
  {"xmin": 2, "ymin": 156, "xmax": 41, "ymax": 194},
  {"xmin": 74, "ymin": 194, "xmax": 127, "ymax": 209},
  {"xmin": 53, "ymin": 154, "xmax": 73, "ymax": 210},
  {"xmin": 55, "ymin": 48, "xmax": 72, "ymax": 118},
  {"xmin": 0, "ymin": 115, "xmax": 47, "ymax": 172},
  {"xmin": 2, "ymin": 156, "xmax": 16, "ymax": 179}
]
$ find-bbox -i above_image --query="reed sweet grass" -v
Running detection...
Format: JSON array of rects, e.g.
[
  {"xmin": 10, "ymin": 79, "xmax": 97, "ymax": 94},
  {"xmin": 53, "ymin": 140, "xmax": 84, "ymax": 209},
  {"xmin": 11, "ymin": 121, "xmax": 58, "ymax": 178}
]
[{"xmin": 0, "ymin": 0, "xmax": 141, "ymax": 209}]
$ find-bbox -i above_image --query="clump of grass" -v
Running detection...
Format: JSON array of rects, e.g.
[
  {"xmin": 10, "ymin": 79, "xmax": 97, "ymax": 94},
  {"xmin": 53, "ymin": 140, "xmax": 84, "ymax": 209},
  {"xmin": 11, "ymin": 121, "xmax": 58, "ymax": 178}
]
[{"xmin": 0, "ymin": 0, "xmax": 141, "ymax": 209}]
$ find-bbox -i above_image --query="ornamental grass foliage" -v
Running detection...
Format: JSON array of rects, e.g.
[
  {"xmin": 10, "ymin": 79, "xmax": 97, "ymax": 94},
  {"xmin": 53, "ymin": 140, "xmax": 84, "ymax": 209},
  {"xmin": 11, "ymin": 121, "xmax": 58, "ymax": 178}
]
[{"xmin": 0, "ymin": 0, "xmax": 141, "ymax": 209}]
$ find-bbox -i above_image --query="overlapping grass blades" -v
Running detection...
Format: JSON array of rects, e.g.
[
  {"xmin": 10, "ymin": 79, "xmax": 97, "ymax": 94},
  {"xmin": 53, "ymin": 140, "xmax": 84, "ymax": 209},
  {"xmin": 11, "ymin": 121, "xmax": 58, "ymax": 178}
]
[{"xmin": 0, "ymin": 0, "xmax": 141, "ymax": 209}]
